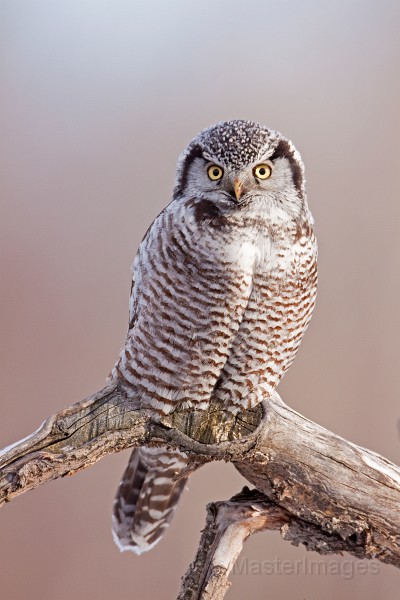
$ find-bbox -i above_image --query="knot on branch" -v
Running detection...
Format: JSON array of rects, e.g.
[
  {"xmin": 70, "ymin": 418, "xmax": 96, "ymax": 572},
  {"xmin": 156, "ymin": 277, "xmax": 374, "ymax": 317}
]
[{"xmin": 159, "ymin": 400, "xmax": 264, "ymax": 444}]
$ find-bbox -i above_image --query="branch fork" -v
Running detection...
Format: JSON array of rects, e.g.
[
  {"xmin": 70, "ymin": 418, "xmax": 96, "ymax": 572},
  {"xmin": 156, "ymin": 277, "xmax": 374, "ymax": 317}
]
[{"xmin": 1, "ymin": 379, "xmax": 399, "ymax": 598}]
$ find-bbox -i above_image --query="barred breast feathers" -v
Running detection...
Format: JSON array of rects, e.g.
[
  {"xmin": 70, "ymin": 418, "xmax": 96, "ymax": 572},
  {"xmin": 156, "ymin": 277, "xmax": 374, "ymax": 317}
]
[
  {"xmin": 114, "ymin": 193, "xmax": 317, "ymax": 417},
  {"xmin": 112, "ymin": 121, "xmax": 318, "ymax": 556},
  {"xmin": 114, "ymin": 198, "xmax": 254, "ymax": 415}
]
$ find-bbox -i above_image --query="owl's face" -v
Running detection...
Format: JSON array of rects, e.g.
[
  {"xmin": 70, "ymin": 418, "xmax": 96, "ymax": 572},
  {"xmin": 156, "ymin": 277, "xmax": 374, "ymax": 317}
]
[{"xmin": 174, "ymin": 120, "xmax": 307, "ymax": 223}]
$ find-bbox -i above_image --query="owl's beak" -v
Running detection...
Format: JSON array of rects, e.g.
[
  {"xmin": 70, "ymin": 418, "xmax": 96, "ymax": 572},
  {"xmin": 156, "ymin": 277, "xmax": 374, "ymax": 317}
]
[{"xmin": 233, "ymin": 177, "xmax": 243, "ymax": 202}]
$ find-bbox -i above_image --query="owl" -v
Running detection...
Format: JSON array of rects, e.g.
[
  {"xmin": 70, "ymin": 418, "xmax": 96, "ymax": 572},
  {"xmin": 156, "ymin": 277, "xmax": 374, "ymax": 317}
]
[{"xmin": 111, "ymin": 120, "xmax": 317, "ymax": 554}]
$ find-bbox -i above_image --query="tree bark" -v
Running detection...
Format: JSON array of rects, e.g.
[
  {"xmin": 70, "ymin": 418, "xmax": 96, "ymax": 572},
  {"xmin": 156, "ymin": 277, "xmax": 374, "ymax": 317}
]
[
  {"xmin": 178, "ymin": 486, "xmax": 388, "ymax": 600},
  {"xmin": 178, "ymin": 489, "xmax": 292, "ymax": 600},
  {"xmin": 0, "ymin": 380, "xmax": 399, "ymax": 597}
]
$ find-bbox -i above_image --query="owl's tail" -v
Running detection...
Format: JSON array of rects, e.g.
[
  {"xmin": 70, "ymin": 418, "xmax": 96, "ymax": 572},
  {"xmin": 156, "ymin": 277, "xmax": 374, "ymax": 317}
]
[{"xmin": 112, "ymin": 446, "xmax": 188, "ymax": 554}]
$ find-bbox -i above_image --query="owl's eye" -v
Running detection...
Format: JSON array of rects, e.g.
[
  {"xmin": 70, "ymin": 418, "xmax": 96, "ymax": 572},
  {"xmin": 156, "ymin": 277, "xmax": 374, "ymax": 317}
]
[
  {"xmin": 207, "ymin": 165, "xmax": 224, "ymax": 181},
  {"xmin": 253, "ymin": 164, "xmax": 272, "ymax": 180}
]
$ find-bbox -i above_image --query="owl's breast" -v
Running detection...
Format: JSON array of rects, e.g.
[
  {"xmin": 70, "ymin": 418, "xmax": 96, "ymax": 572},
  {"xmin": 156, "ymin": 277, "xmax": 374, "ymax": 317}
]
[
  {"xmin": 221, "ymin": 224, "xmax": 298, "ymax": 283},
  {"xmin": 222, "ymin": 238, "xmax": 265, "ymax": 272},
  {"xmin": 211, "ymin": 224, "xmax": 317, "ymax": 412}
]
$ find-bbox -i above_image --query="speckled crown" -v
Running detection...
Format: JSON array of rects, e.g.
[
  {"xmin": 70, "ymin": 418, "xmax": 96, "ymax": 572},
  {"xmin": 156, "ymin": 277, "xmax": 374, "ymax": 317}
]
[
  {"xmin": 195, "ymin": 120, "xmax": 280, "ymax": 170},
  {"xmin": 173, "ymin": 120, "xmax": 304, "ymax": 199}
]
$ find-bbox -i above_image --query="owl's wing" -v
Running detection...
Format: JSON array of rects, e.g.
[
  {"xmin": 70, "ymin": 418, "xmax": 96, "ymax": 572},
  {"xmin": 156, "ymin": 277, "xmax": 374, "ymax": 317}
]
[
  {"xmin": 128, "ymin": 273, "xmax": 136, "ymax": 329},
  {"xmin": 113, "ymin": 199, "xmax": 254, "ymax": 552},
  {"xmin": 115, "ymin": 199, "xmax": 254, "ymax": 415}
]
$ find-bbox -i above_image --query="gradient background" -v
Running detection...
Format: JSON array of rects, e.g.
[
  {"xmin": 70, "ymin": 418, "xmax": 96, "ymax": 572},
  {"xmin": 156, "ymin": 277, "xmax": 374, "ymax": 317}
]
[{"xmin": 1, "ymin": 1, "xmax": 399, "ymax": 598}]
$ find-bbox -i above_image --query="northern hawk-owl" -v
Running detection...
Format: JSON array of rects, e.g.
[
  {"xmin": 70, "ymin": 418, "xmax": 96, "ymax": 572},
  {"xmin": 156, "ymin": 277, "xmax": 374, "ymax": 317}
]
[{"xmin": 111, "ymin": 120, "xmax": 318, "ymax": 554}]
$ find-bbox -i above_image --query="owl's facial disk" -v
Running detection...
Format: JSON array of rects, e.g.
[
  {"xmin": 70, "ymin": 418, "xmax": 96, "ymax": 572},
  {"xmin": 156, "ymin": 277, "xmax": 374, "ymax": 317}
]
[
  {"xmin": 184, "ymin": 154, "xmax": 301, "ymax": 216},
  {"xmin": 205, "ymin": 162, "xmax": 272, "ymax": 203},
  {"xmin": 206, "ymin": 163, "xmax": 273, "ymax": 205},
  {"xmin": 173, "ymin": 122, "xmax": 306, "ymax": 222}
]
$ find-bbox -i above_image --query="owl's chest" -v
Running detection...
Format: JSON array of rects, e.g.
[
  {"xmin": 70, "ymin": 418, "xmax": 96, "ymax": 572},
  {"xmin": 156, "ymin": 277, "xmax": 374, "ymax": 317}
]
[{"xmin": 222, "ymin": 227, "xmax": 298, "ymax": 283}]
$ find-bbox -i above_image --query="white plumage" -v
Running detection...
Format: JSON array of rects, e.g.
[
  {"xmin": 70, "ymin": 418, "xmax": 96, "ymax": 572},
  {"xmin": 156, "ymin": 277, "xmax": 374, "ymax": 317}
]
[{"xmin": 111, "ymin": 120, "xmax": 318, "ymax": 553}]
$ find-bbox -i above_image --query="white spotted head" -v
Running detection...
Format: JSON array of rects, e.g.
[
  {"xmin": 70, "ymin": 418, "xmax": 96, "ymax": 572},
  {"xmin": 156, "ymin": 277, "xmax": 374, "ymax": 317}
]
[{"xmin": 173, "ymin": 120, "xmax": 308, "ymax": 223}]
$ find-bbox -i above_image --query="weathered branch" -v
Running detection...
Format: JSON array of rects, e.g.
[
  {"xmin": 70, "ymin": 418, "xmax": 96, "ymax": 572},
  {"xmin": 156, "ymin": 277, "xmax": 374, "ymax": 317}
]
[
  {"xmin": 0, "ymin": 382, "xmax": 149, "ymax": 503},
  {"xmin": 0, "ymin": 380, "xmax": 260, "ymax": 505},
  {"xmin": 1, "ymin": 380, "xmax": 399, "ymax": 583},
  {"xmin": 178, "ymin": 486, "xmax": 385, "ymax": 600},
  {"xmin": 178, "ymin": 488, "xmax": 292, "ymax": 600},
  {"xmin": 233, "ymin": 396, "xmax": 400, "ymax": 567}
]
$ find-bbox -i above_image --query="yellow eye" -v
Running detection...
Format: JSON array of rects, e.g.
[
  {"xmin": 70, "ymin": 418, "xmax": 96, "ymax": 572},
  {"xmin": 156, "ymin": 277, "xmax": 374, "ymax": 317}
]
[
  {"xmin": 253, "ymin": 164, "xmax": 272, "ymax": 180},
  {"xmin": 207, "ymin": 165, "xmax": 224, "ymax": 181}
]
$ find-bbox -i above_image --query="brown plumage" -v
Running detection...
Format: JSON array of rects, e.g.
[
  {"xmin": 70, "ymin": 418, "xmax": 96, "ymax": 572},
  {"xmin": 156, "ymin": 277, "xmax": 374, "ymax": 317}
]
[{"xmin": 111, "ymin": 120, "xmax": 317, "ymax": 553}]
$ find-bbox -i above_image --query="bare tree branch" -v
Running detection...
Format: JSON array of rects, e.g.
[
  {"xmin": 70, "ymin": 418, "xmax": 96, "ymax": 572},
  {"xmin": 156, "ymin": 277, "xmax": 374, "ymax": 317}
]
[
  {"xmin": 0, "ymin": 380, "xmax": 260, "ymax": 505},
  {"xmin": 0, "ymin": 382, "xmax": 149, "ymax": 504},
  {"xmin": 1, "ymin": 379, "xmax": 399, "ymax": 597},
  {"xmin": 178, "ymin": 486, "xmax": 387, "ymax": 600},
  {"xmin": 178, "ymin": 489, "xmax": 291, "ymax": 600}
]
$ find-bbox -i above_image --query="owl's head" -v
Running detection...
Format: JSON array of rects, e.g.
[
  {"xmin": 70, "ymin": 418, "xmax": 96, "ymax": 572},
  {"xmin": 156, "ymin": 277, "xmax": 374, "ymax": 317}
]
[{"xmin": 173, "ymin": 120, "xmax": 307, "ymax": 222}]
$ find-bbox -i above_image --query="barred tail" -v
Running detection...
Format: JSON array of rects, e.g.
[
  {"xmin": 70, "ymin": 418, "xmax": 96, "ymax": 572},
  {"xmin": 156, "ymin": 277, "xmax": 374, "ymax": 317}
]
[{"xmin": 112, "ymin": 447, "xmax": 188, "ymax": 554}]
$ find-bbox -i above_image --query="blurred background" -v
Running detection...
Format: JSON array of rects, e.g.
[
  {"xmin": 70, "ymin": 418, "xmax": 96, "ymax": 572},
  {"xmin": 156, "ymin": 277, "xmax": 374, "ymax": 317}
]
[{"xmin": 1, "ymin": 1, "xmax": 399, "ymax": 598}]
